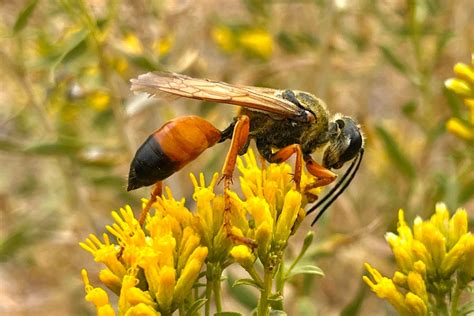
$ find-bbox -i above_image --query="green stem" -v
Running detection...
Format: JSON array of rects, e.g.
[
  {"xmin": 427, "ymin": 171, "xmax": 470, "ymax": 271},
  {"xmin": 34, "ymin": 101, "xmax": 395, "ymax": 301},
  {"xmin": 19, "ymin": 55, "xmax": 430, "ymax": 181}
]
[
  {"xmin": 205, "ymin": 262, "xmax": 224, "ymax": 315},
  {"xmin": 276, "ymin": 260, "xmax": 285, "ymax": 293},
  {"xmin": 213, "ymin": 272, "xmax": 223, "ymax": 313},
  {"xmin": 178, "ymin": 303, "xmax": 185, "ymax": 316},
  {"xmin": 205, "ymin": 264, "xmax": 213, "ymax": 316},
  {"xmin": 257, "ymin": 267, "xmax": 273, "ymax": 316},
  {"xmin": 434, "ymin": 292, "xmax": 449, "ymax": 316},
  {"xmin": 246, "ymin": 266, "xmax": 264, "ymax": 287},
  {"xmin": 450, "ymin": 277, "xmax": 462, "ymax": 316}
]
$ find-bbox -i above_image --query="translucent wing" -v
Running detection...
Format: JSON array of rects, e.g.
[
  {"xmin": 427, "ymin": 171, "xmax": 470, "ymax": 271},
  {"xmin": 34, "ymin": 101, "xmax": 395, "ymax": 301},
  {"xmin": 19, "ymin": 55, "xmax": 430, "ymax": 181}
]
[{"xmin": 130, "ymin": 72, "xmax": 313, "ymax": 122}]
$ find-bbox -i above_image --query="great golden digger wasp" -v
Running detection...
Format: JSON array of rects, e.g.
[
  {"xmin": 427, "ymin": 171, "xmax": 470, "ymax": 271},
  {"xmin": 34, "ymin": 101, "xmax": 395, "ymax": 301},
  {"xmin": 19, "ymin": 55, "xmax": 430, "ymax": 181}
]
[{"xmin": 127, "ymin": 72, "xmax": 364, "ymax": 240}]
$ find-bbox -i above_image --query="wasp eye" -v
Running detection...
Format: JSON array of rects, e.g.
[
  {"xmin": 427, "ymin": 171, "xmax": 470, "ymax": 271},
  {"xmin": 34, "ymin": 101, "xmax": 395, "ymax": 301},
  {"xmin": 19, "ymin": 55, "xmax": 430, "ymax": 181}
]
[{"xmin": 336, "ymin": 119, "xmax": 345, "ymax": 129}]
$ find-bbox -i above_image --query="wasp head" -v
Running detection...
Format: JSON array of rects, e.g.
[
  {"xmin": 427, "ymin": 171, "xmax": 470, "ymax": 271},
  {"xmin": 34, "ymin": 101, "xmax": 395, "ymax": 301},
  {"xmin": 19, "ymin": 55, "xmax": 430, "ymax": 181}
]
[{"xmin": 323, "ymin": 115, "xmax": 363, "ymax": 169}]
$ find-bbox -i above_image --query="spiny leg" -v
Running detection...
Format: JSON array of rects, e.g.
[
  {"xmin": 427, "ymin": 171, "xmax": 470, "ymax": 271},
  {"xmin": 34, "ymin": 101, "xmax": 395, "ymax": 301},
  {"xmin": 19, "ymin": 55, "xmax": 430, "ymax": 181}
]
[
  {"xmin": 118, "ymin": 182, "xmax": 162, "ymax": 259},
  {"xmin": 303, "ymin": 155, "xmax": 337, "ymax": 193},
  {"xmin": 138, "ymin": 182, "xmax": 163, "ymax": 227},
  {"xmin": 260, "ymin": 143, "xmax": 304, "ymax": 191},
  {"xmin": 220, "ymin": 115, "xmax": 256, "ymax": 248}
]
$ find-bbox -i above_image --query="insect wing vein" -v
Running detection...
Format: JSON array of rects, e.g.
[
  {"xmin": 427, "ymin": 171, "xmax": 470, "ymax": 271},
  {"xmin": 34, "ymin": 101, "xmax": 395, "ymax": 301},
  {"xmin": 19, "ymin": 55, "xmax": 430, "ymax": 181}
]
[{"xmin": 131, "ymin": 72, "xmax": 309, "ymax": 120}]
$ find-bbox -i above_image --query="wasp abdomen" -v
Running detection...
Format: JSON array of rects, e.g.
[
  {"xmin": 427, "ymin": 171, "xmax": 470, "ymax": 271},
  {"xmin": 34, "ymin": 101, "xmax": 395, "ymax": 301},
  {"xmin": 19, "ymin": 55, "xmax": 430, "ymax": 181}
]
[{"xmin": 127, "ymin": 116, "xmax": 221, "ymax": 191}]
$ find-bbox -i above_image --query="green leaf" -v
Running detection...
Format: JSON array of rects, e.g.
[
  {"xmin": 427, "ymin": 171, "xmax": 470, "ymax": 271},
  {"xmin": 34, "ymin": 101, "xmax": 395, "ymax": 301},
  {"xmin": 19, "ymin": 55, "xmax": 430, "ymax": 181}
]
[
  {"xmin": 50, "ymin": 29, "xmax": 90, "ymax": 80},
  {"xmin": 227, "ymin": 274, "xmax": 258, "ymax": 310},
  {"xmin": 460, "ymin": 178, "xmax": 474, "ymax": 204},
  {"xmin": 459, "ymin": 299, "xmax": 474, "ymax": 316},
  {"xmin": 286, "ymin": 231, "xmax": 314, "ymax": 276},
  {"xmin": 443, "ymin": 88, "xmax": 463, "ymax": 118},
  {"xmin": 23, "ymin": 141, "xmax": 83, "ymax": 156},
  {"xmin": 285, "ymin": 264, "xmax": 324, "ymax": 280},
  {"xmin": 340, "ymin": 284, "xmax": 367, "ymax": 316},
  {"xmin": 379, "ymin": 45, "xmax": 409, "ymax": 75},
  {"xmin": 13, "ymin": 0, "xmax": 39, "ymax": 33},
  {"xmin": 0, "ymin": 138, "xmax": 21, "ymax": 152},
  {"xmin": 232, "ymin": 278, "xmax": 263, "ymax": 290},
  {"xmin": 185, "ymin": 298, "xmax": 207, "ymax": 316},
  {"xmin": 401, "ymin": 100, "xmax": 417, "ymax": 117},
  {"xmin": 214, "ymin": 312, "xmax": 242, "ymax": 316},
  {"xmin": 375, "ymin": 125, "xmax": 417, "ymax": 179}
]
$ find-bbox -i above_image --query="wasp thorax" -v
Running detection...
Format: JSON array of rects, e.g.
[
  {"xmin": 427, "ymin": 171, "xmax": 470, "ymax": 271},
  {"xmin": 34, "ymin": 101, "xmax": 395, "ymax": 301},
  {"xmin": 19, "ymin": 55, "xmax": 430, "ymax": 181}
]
[{"xmin": 323, "ymin": 116, "xmax": 363, "ymax": 169}]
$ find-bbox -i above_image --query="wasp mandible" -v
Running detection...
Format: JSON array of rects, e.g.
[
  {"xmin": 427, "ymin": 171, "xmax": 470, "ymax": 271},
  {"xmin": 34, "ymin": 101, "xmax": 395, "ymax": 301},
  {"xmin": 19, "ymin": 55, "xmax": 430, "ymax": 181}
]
[{"xmin": 127, "ymin": 72, "xmax": 364, "ymax": 237}]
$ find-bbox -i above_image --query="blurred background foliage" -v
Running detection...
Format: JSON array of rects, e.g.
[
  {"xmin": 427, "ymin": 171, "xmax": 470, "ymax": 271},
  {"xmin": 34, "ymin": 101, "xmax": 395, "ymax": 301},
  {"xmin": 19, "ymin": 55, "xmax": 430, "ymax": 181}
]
[{"xmin": 0, "ymin": 0, "xmax": 472, "ymax": 315}]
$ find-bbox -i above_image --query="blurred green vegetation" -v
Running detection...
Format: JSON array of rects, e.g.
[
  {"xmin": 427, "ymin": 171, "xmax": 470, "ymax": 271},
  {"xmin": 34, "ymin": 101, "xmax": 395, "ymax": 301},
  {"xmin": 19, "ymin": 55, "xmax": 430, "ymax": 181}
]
[{"xmin": 0, "ymin": 0, "xmax": 472, "ymax": 315}]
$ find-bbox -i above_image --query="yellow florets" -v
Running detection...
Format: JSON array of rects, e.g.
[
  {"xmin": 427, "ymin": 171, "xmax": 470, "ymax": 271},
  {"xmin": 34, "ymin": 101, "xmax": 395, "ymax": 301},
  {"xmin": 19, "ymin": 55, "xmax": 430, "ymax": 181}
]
[
  {"xmin": 364, "ymin": 203, "xmax": 473, "ymax": 315},
  {"xmin": 444, "ymin": 55, "xmax": 474, "ymax": 141},
  {"xmin": 80, "ymin": 149, "xmax": 324, "ymax": 314}
]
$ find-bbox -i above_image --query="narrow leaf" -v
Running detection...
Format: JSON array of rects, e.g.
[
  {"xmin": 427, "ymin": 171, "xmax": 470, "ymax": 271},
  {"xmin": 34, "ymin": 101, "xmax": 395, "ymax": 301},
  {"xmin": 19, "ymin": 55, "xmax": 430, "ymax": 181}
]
[
  {"xmin": 23, "ymin": 141, "xmax": 83, "ymax": 156},
  {"xmin": 459, "ymin": 300, "xmax": 474, "ymax": 316},
  {"xmin": 185, "ymin": 298, "xmax": 207, "ymax": 316},
  {"xmin": 13, "ymin": 0, "xmax": 39, "ymax": 33},
  {"xmin": 340, "ymin": 284, "xmax": 367, "ymax": 316},
  {"xmin": 286, "ymin": 231, "xmax": 314, "ymax": 275},
  {"xmin": 375, "ymin": 125, "xmax": 416, "ymax": 179},
  {"xmin": 0, "ymin": 139, "xmax": 21, "ymax": 152},
  {"xmin": 227, "ymin": 274, "xmax": 258, "ymax": 310},
  {"xmin": 286, "ymin": 264, "xmax": 324, "ymax": 280},
  {"xmin": 379, "ymin": 45, "xmax": 409, "ymax": 75},
  {"xmin": 232, "ymin": 278, "xmax": 263, "ymax": 290}
]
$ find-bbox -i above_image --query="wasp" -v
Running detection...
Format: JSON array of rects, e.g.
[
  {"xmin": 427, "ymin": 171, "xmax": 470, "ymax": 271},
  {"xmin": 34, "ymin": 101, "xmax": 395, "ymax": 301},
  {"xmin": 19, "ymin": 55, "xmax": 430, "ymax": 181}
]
[{"xmin": 127, "ymin": 72, "xmax": 364, "ymax": 236}]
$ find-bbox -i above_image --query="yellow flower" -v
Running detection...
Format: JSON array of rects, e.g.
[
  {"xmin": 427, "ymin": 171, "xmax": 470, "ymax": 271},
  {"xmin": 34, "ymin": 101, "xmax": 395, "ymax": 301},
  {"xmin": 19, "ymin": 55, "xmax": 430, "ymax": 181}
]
[
  {"xmin": 88, "ymin": 90, "xmax": 110, "ymax": 111},
  {"xmin": 230, "ymin": 245, "xmax": 255, "ymax": 268},
  {"xmin": 445, "ymin": 56, "xmax": 474, "ymax": 140},
  {"xmin": 364, "ymin": 203, "xmax": 472, "ymax": 315},
  {"xmin": 81, "ymin": 269, "xmax": 116, "ymax": 316},
  {"xmin": 446, "ymin": 118, "xmax": 474, "ymax": 141},
  {"xmin": 81, "ymin": 149, "xmax": 328, "ymax": 314},
  {"xmin": 121, "ymin": 33, "xmax": 143, "ymax": 55},
  {"xmin": 238, "ymin": 28, "xmax": 273, "ymax": 59},
  {"xmin": 81, "ymin": 200, "xmax": 208, "ymax": 315},
  {"xmin": 211, "ymin": 25, "xmax": 236, "ymax": 53},
  {"xmin": 152, "ymin": 35, "xmax": 174, "ymax": 57},
  {"xmin": 211, "ymin": 24, "xmax": 274, "ymax": 59},
  {"xmin": 363, "ymin": 263, "xmax": 411, "ymax": 315}
]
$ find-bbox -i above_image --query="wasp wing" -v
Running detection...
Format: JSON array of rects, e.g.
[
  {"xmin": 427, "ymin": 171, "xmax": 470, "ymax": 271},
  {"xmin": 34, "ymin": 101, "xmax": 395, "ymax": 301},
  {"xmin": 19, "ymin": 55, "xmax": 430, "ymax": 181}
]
[{"xmin": 130, "ymin": 72, "xmax": 312, "ymax": 122}]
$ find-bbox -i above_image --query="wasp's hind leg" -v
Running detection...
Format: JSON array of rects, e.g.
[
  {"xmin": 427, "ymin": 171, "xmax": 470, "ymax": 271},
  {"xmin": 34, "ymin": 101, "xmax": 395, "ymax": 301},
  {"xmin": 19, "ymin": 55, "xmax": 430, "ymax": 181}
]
[
  {"xmin": 220, "ymin": 115, "xmax": 256, "ymax": 248},
  {"xmin": 138, "ymin": 182, "xmax": 163, "ymax": 227}
]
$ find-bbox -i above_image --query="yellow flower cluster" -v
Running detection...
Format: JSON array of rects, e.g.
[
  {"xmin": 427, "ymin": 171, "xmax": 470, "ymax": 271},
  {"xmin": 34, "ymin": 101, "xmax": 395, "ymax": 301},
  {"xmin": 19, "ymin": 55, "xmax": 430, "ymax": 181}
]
[
  {"xmin": 80, "ymin": 201, "xmax": 208, "ymax": 315},
  {"xmin": 364, "ymin": 203, "xmax": 473, "ymax": 316},
  {"xmin": 444, "ymin": 54, "xmax": 474, "ymax": 141},
  {"xmin": 228, "ymin": 150, "xmax": 316, "ymax": 267},
  {"xmin": 211, "ymin": 24, "xmax": 273, "ymax": 59},
  {"xmin": 80, "ymin": 149, "xmax": 321, "ymax": 314}
]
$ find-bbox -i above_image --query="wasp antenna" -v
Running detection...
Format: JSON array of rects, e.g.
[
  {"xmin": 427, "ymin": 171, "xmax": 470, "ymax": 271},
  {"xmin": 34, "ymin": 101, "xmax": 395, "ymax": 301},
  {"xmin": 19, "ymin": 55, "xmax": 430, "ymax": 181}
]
[
  {"xmin": 309, "ymin": 149, "xmax": 364, "ymax": 225},
  {"xmin": 306, "ymin": 152, "xmax": 358, "ymax": 215}
]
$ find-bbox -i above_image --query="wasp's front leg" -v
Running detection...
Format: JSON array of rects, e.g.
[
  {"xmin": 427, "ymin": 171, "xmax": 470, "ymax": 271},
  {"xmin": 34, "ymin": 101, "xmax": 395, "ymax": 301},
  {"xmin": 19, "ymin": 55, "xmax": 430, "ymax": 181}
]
[{"xmin": 303, "ymin": 155, "xmax": 337, "ymax": 192}]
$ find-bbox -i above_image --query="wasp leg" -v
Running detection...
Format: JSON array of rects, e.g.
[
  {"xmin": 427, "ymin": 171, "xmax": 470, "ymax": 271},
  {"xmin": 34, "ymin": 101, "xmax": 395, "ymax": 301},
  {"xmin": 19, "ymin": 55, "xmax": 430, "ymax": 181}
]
[
  {"xmin": 118, "ymin": 182, "xmax": 163, "ymax": 259},
  {"xmin": 258, "ymin": 143, "xmax": 304, "ymax": 191},
  {"xmin": 138, "ymin": 182, "xmax": 163, "ymax": 227},
  {"xmin": 220, "ymin": 115, "xmax": 256, "ymax": 248},
  {"xmin": 303, "ymin": 155, "xmax": 337, "ymax": 191}
]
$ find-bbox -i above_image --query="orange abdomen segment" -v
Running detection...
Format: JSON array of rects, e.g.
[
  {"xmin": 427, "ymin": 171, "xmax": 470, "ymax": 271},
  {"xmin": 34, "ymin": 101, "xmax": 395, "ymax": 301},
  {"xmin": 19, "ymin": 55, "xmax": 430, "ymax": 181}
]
[{"xmin": 154, "ymin": 115, "xmax": 221, "ymax": 168}]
